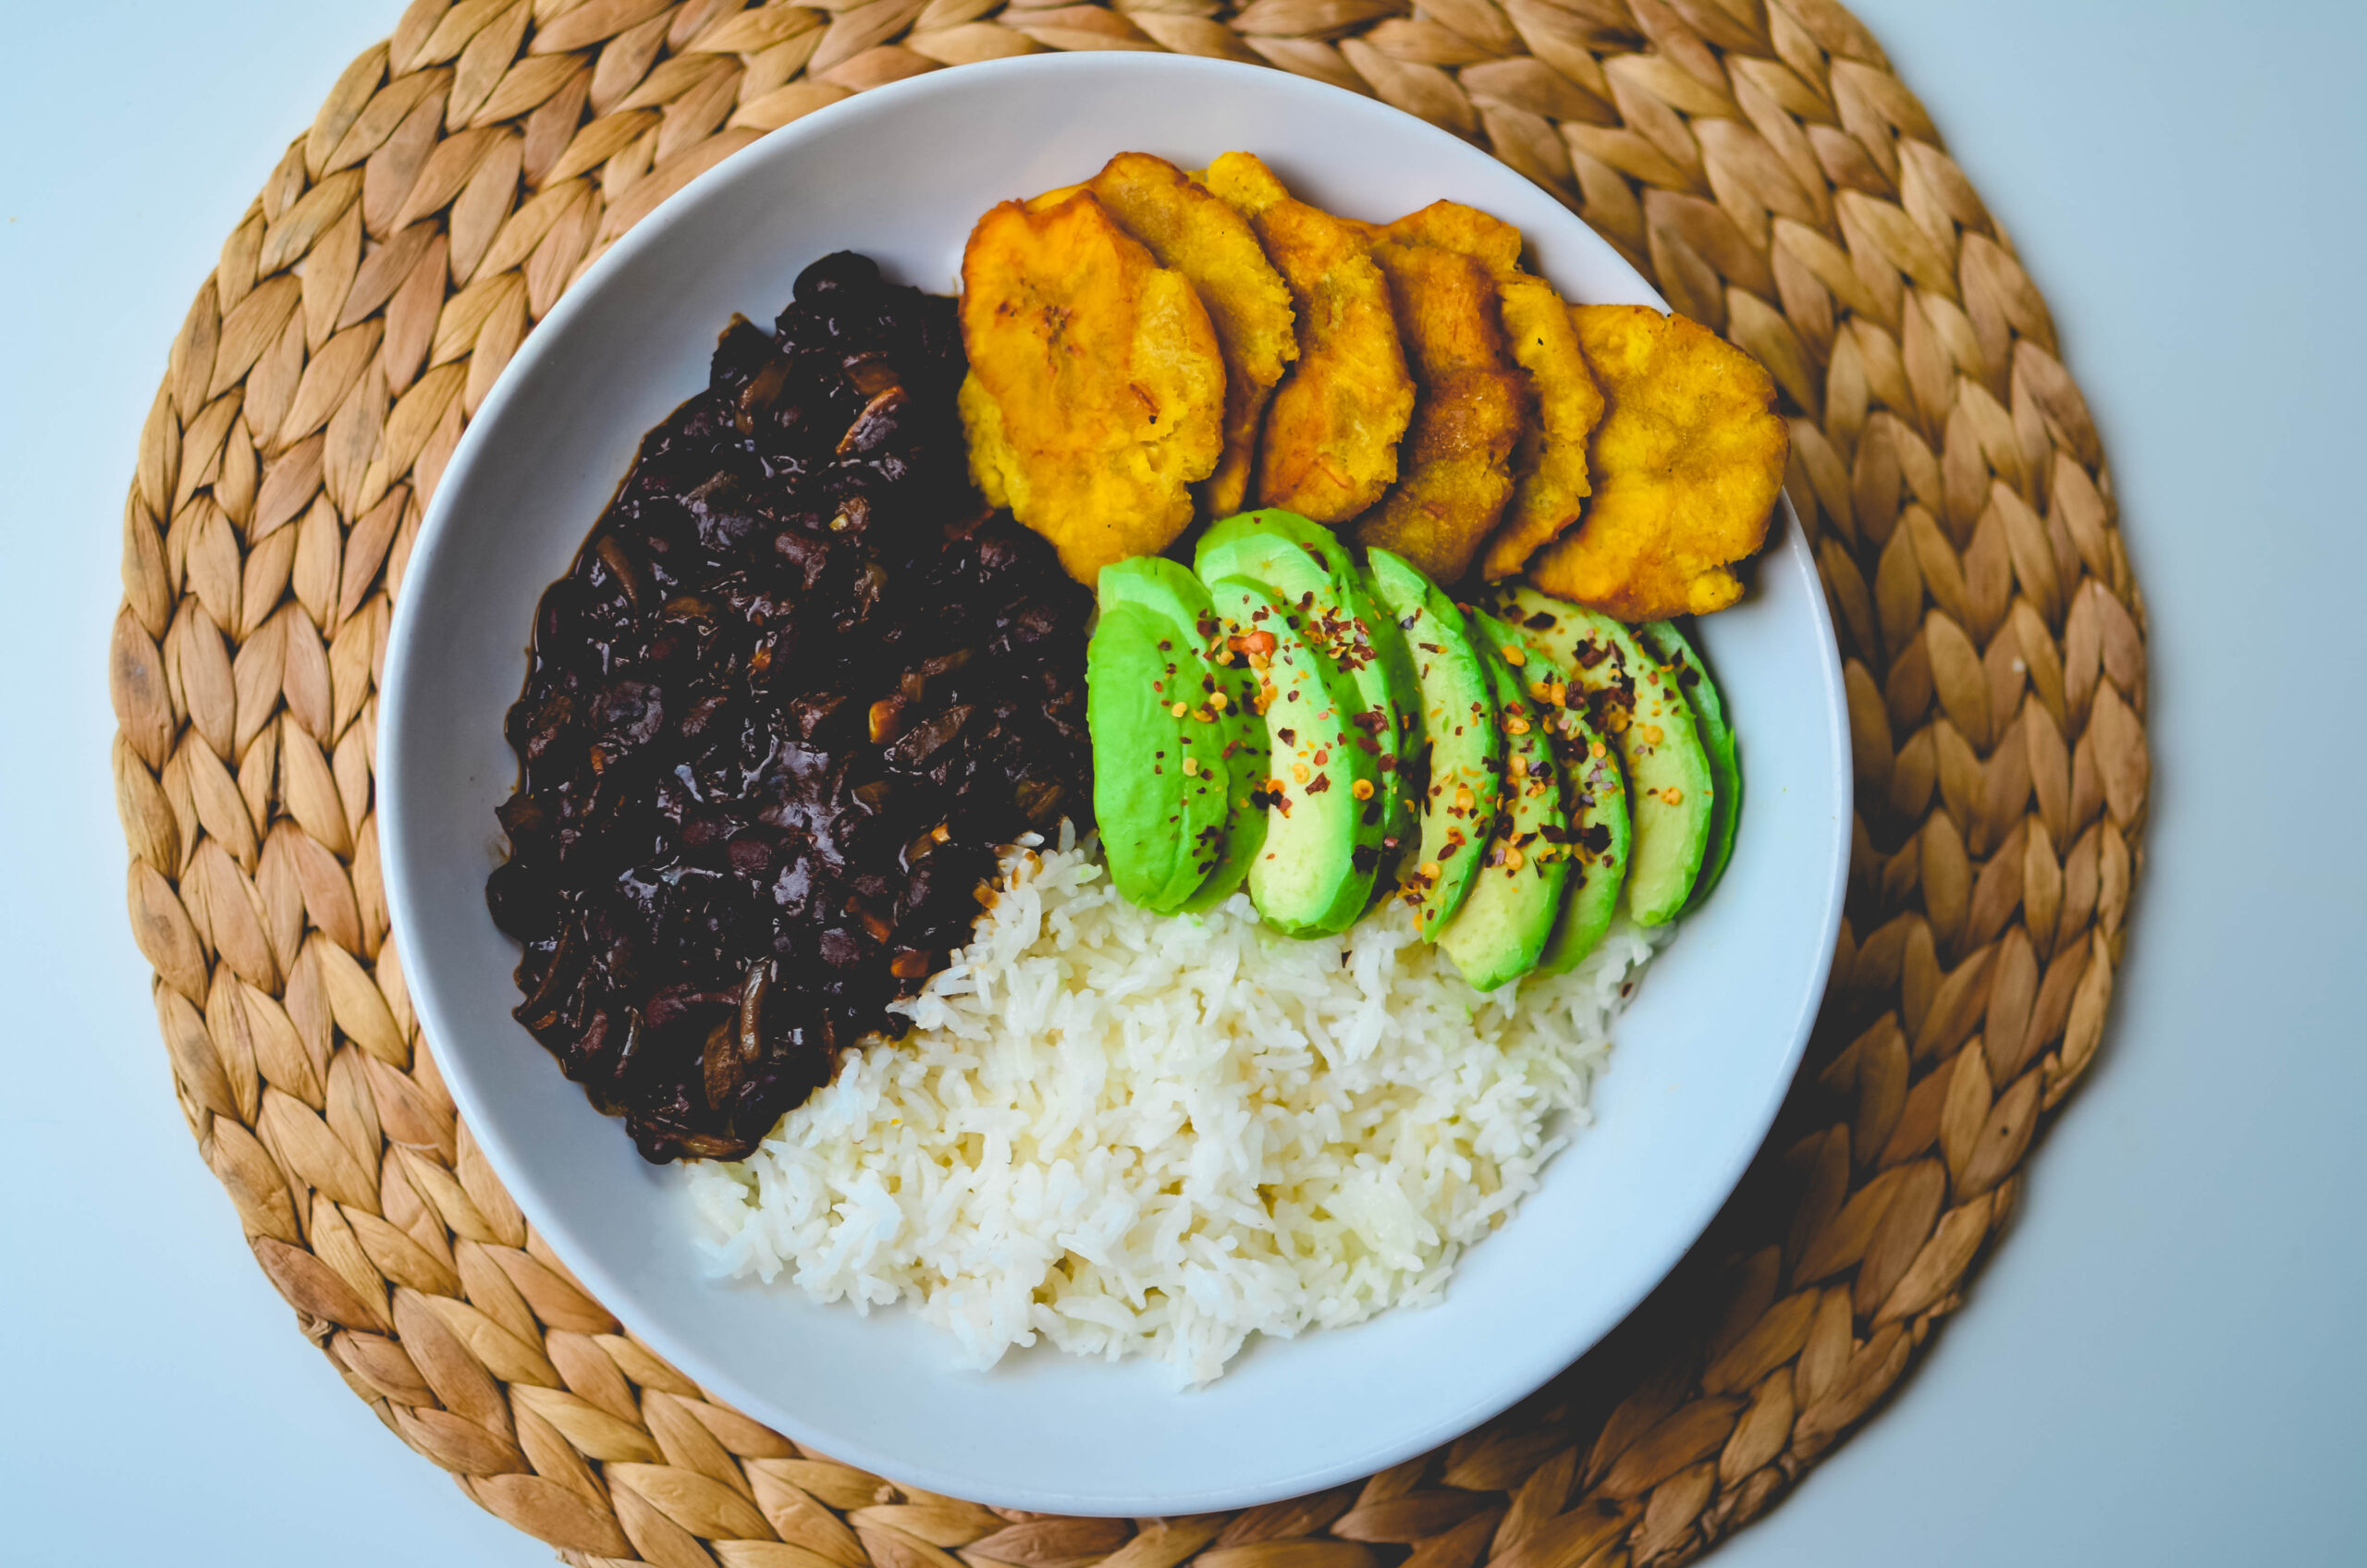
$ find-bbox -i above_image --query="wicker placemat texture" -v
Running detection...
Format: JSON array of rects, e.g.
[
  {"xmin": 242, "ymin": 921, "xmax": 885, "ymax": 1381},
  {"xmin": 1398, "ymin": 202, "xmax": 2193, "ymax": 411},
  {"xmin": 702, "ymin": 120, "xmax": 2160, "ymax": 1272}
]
[{"xmin": 108, "ymin": 1, "xmax": 2148, "ymax": 1562}]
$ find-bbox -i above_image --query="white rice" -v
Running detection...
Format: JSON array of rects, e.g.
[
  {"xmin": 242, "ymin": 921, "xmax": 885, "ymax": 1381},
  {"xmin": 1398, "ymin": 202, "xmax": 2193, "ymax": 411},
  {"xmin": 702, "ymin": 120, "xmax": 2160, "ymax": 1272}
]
[{"xmin": 686, "ymin": 823, "xmax": 1659, "ymax": 1385}]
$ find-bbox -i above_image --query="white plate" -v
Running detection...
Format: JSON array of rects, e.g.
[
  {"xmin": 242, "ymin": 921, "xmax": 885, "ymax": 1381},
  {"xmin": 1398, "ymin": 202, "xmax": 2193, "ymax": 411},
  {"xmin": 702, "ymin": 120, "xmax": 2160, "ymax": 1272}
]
[{"xmin": 381, "ymin": 53, "xmax": 1850, "ymax": 1516}]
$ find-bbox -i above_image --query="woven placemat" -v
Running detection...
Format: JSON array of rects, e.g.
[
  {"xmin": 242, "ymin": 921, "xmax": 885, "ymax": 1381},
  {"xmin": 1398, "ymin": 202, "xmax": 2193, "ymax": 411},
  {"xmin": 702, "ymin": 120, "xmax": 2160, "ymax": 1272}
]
[{"xmin": 109, "ymin": 1, "xmax": 2148, "ymax": 1562}]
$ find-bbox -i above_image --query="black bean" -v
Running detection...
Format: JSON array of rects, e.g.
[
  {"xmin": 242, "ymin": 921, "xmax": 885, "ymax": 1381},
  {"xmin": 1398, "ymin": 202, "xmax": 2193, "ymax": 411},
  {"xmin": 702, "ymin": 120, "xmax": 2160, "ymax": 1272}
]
[{"xmin": 485, "ymin": 255, "xmax": 1093, "ymax": 1164}]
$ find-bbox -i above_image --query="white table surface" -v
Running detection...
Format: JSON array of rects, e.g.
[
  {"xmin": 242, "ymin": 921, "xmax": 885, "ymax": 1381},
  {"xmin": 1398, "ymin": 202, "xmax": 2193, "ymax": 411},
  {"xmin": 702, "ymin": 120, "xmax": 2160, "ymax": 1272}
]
[{"xmin": 4, "ymin": 2, "xmax": 2361, "ymax": 1562}]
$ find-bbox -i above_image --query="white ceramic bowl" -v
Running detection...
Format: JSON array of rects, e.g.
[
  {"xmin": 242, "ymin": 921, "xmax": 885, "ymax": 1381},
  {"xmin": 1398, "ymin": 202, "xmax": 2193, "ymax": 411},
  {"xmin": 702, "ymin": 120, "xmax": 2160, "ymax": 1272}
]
[{"xmin": 381, "ymin": 53, "xmax": 1850, "ymax": 1516}]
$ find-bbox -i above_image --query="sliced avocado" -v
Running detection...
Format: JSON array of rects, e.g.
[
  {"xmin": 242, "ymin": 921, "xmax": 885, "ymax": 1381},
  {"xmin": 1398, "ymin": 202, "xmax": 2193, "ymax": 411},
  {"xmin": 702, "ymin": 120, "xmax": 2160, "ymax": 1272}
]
[
  {"xmin": 1364, "ymin": 547, "xmax": 1501, "ymax": 939},
  {"xmin": 1176, "ymin": 665, "xmax": 1272, "ymax": 913},
  {"xmin": 1098, "ymin": 557, "xmax": 1270, "ymax": 909},
  {"xmin": 1494, "ymin": 586, "xmax": 1711, "ymax": 925},
  {"xmin": 1195, "ymin": 512, "xmax": 1421, "ymax": 862},
  {"xmin": 1205, "ymin": 574, "xmax": 1383, "ymax": 935},
  {"xmin": 1198, "ymin": 508, "xmax": 1334, "ymax": 557},
  {"xmin": 1640, "ymin": 619, "xmax": 1740, "ymax": 914},
  {"xmin": 1098, "ymin": 554, "xmax": 1215, "ymax": 632},
  {"xmin": 1438, "ymin": 611, "xmax": 1569, "ymax": 991},
  {"xmin": 1085, "ymin": 601, "xmax": 1233, "ymax": 912},
  {"xmin": 1520, "ymin": 638, "xmax": 1631, "ymax": 975}
]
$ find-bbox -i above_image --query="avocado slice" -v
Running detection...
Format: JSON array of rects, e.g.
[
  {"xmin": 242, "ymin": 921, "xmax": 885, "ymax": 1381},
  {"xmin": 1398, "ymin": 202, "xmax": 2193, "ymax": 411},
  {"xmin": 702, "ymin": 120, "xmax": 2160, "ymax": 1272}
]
[
  {"xmin": 1098, "ymin": 557, "xmax": 1271, "ymax": 910},
  {"xmin": 1520, "ymin": 639, "xmax": 1631, "ymax": 975},
  {"xmin": 1640, "ymin": 619, "xmax": 1740, "ymax": 914},
  {"xmin": 1493, "ymin": 586, "xmax": 1711, "ymax": 926},
  {"xmin": 1085, "ymin": 600, "xmax": 1233, "ymax": 912},
  {"xmin": 1205, "ymin": 574, "xmax": 1384, "ymax": 935},
  {"xmin": 1364, "ymin": 547, "xmax": 1501, "ymax": 938},
  {"xmin": 1437, "ymin": 611, "xmax": 1570, "ymax": 990},
  {"xmin": 1176, "ymin": 688, "xmax": 1272, "ymax": 913},
  {"xmin": 1195, "ymin": 511, "xmax": 1421, "ymax": 864}
]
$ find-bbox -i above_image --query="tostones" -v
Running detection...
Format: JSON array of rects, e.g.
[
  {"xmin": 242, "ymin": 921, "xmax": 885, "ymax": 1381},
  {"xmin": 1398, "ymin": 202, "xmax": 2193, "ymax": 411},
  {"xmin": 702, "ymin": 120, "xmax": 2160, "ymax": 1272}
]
[
  {"xmin": 1353, "ymin": 239, "xmax": 1529, "ymax": 584},
  {"xmin": 1379, "ymin": 201, "xmax": 1604, "ymax": 581},
  {"xmin": 958, "ymin": 192, "xmax": 1226, "ymax": 585},
  {"xmin": 1065, "ymin": 153, "xmax": 1296, "ymax": 519},
  {"xmin": 1527, "ymin": 304, "xmax": 1788, "ymax": 620},
  {"xmin": 1199, "ymin": 152, "xmax": 1414, "ymax": 524},
  {"xmin": 1478, "ymin": 275, "xmax": 1603, "ymax": 579},
  {"xmin": 1382, "ymin": 198, "xmax": 1524, "ymax": 276}
]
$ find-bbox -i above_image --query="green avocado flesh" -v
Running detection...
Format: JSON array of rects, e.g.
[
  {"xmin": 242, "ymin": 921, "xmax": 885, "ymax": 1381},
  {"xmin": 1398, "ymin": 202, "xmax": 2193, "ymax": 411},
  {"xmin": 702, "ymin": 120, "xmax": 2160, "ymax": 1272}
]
[
  {"xmin": 1178, "ymin": 653, "xmax": 1275, "ymax": 913},
  {"xmin": 1438, "ymin": 612, "xmax": 1570, "ymax": 990},
  {"xmin": 1365, "ymin": 546, "xmax": 1501, "ymax": 940},
  {"xmin": 1521, "ymin": 638, "xmax": 1631, "ymax": 976},
  {"xmin": 1195, "ymin": 512, "xmax": 1420, "ymax": 863},
  {"xmin": 1098, "ymin": 554, "xmax": 1215, "ymax": 636},
  {"xmin": 1640, "ymin": 619, "xmax": 1740, "ymax": 915},
  {"xmin": 1205, "ymin": 574, "xmax": 1383, "ymax": 936},
  {"xmin": 1097, "ymin": 557, "xmax": 1270, "ymax": 911},
  {"xmin": 1494, "ymin": 586, "xmax": 1711, "ymax": 926},
  {"xmin": 1085, "ymin": 600, "xmax": 1232, "ymax": 913}
]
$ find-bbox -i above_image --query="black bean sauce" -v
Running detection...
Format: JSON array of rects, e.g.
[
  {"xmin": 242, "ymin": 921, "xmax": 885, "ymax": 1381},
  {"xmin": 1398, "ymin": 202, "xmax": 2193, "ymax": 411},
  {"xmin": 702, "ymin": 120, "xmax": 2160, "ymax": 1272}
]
[{"xmin": 485, "ymin": 252, "xmax": 1093, "ymax": 1163}]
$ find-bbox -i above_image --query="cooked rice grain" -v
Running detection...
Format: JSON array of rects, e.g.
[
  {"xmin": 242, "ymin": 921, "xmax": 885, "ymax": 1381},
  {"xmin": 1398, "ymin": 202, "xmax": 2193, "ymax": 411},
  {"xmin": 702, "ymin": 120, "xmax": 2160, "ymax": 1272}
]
[{"xmin": 687, "ymin": 826, "xmax": 1657, "ymax": 1384}]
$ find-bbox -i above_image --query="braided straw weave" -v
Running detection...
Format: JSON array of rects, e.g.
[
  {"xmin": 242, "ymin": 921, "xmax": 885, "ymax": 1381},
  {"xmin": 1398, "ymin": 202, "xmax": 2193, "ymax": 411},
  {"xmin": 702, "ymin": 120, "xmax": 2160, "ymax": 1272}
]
[{"xmin": 109, "ymin": 0, "xmax": 2148, "ymax": 1562}]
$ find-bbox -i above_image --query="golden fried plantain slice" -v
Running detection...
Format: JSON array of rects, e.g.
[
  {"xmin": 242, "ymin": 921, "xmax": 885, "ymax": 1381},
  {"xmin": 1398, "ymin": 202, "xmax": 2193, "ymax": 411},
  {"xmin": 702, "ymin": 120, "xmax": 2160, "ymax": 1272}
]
[
  {"xmin": 1382, "ymin": 198, "xmax": 1524, "ymax": 276},
  {"xmin": 1527, "ymin": 304, "xmax": 1788, "ymax": 621},
  {"xmin": 1478, "ymin": 276, "xmax": 1603, "ymax": 578},
  {"xmin": 1380, "ymin": 201, "xmax": 1605, "ymax": 581},
  {"xmin": 1199, "ymin": 152, "xmax": 1414, "ymax": 524},
  {"xmin": 1353, "ymin": 239, "xmax": 1528, "ymax": 584},
  {"xmin": 959, "ymin": 192, "xmax": 1226, "ymax": 584},
  {"xmin": 957, "ymin": 370, "xmax": 1019, "ymax": 508},
  {"xmin": 1066, "ymin": 153, "xmax": 1296, "ymax": 519}
]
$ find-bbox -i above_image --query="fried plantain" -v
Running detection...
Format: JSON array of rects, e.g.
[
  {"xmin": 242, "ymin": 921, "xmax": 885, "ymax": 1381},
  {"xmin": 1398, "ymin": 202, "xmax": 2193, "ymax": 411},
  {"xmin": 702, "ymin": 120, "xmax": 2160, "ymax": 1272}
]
[
  {"xmin": 1382, "ymin": 198, "xmax": 1524, "ymax": 276},
  {"xmin": 1199, "ymin": 152, "xmax": 1414, "ymax": 524},
  {"xmin": 1065, "ymin": 153, "xmax": 1296, "ymax": 519},
  {"xmin": 957, "ymin": 369, "xmax": 1020, "ymax": 509},
  {"xmin": 958, "ymin": 192, "xmax": 1226, "ymax": 584},
  {"xmin": 1378, "ymin": 202, "xmax": 1605, "ymax": 581},
  {"xmin": 1478, "ymin": 276, "xmax": 1603, "ymax": 578},
  {"xmin": 1527, "ymin": 304, "xmax": 1788, "ymax": 620},
  {"xmin": 1353, "ymin": 239, "xmax": 1529, "ymax": 584}
]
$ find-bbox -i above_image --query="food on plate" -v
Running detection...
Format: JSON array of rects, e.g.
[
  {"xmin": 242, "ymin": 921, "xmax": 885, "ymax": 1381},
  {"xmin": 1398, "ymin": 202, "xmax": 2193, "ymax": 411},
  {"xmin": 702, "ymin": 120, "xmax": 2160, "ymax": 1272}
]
[
  {"xmin": 958, "ymin": 193, "xmax": 1226, "ymax": 582},
  {"xmin": 484, "ymin": 252, "xmax": 1094, "ymax": 1162},
  {"xmin": 1080, "ymin": 509, "xmax": 1738, "ymax": 970},
  {"xmin": 1205, "ymin": 571, "xmax": 1385, "ymax": 934},
  {"xmin": 1359, "ymin": 201, "xmax": 1604, "ymax": 582},
  {"xmin": 1059, "ymin": 153, "xmax": 1299, "ymax": 518},
  {"xmin": 1367, "ymin": 546, "xmax": 1501, "ymax": 935},
  {"xmin": 1195, "ymin": 509, "xmax": 1420, "ymax": 860},
  {"xmin": 1200, "ymin": 152, "xmax": 1416, "ymax": 523},
  {"xmin": 1496, "ymin": 585, "xmax": 1714, "ymax": 925},
  {"xmin": 1482, "ymin": 278, "xmax": 1604, "ymax": 578},
  {"xmin": 1085, "ymin": 508, "xmax": 1736, "ymax": 971},
  {"xmin": 488, "ymin": 152, "xmax": 1784, "ymax": 1378},
  {"xmin": 1352, "ymin": 239, "xmax": 1529, "ymax": 584},
  {"xmin": 1087, "ymin": 600, "xmax": 1233, "ymax": 913},
  {"xmin": 1523, "ymin": 634, "xmax": 1631, "ymax": 974},
  {"xmin": 951, "ymin": 155, "xmax": 1784, "ymax": 624},
  {"xmin": 1380, "ymin": 199, "xmax": 1524, "ymax": 276},
  {"xmin": 1097, "ymin": 555, "xmax": 1272, "ymax": 912},
  {"xmin": 1436, "ymin": 611, "xmax": 1571, "ymax": 990},
  {"xmin": 1642, "ymin": 618, "xmax": 1742, "ymax": 913},
  {"xmin": 1527, "ymin": 304, "xmax": 1788, "ymax": 620},
  {"xmin": 689, "ymin": 825, "xmax": 1661, "ymax": 1384}
]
